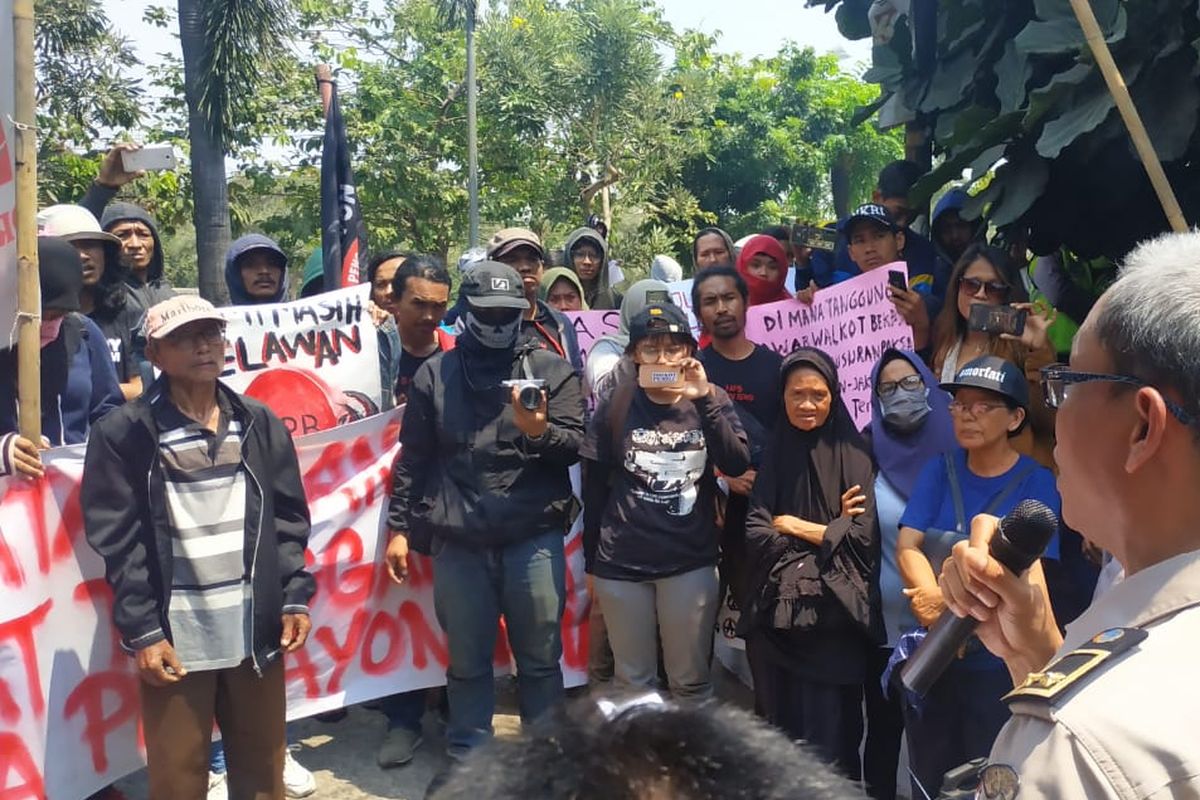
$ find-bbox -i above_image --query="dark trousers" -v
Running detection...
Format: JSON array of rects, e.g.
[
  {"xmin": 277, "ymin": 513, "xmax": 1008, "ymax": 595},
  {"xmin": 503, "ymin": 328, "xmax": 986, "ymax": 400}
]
[
  {"xmin": 141, "ymin": 657, "xmax": 286, "ymax": 800},
  {"xmin": 746, "ymin": 635, "xmax": 864, "ymax": 782},
  {"xmin": 902, "ymin": 662, "xmax": 1012, "ymax": 799},
  {"xmin": 863, "ymin": 646, "xmax": 904, "ymax": 800}
]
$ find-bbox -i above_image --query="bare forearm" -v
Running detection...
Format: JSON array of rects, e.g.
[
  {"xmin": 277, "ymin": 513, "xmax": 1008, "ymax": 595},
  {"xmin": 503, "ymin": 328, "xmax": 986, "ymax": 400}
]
[{"xmin": 897, "ymin": 543, "xmax": 939, "ymax": 590}]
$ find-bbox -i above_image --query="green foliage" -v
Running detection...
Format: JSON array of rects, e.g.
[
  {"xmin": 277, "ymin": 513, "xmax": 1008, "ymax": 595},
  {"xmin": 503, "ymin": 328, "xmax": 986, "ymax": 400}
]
[{"xmin": 820, "ymin": 0, "xmax": 1200, "ymax": 259}]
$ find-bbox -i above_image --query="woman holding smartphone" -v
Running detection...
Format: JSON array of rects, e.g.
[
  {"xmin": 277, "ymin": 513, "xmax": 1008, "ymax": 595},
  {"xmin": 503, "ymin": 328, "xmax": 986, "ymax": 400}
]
[
  {"xmin": 930, "ymin": 244, "xmax": 1056, "ymax": 468},
  {"xmin": 580, "ymin": 303, "xmax": 750, "ymax": 702}
]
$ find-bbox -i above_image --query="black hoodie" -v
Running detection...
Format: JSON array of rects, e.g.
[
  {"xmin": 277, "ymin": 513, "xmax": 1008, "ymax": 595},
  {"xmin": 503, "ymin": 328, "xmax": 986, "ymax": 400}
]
[{"xmin": 92, "ymin": 199, "xmax": 176, "ymax": 317}]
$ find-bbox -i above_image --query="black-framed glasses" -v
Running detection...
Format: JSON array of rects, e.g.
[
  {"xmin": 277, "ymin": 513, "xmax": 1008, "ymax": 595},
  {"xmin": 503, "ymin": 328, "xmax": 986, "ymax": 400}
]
[
  {"xmin": 163, "ymin": 323, "xmax": 226, "ymax": 349},
  {"xmin": 959, "ymin": 276, "xmax": 1010, "ymax": 303},
  {"xmin": 877, "ymin": 374, "xmax": 924, "ymax": 397},
  {"xmin": 948, "ymin": 400, "xmax": 1009, "ymax": 418},
  {"xmin": 1040, "ymin": 364, "xmax": 1196, "ymax": 426}
]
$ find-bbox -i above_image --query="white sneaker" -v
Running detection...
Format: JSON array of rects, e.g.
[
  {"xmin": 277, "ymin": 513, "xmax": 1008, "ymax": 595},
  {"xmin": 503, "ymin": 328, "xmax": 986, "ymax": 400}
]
[
  {"xmin": 207, "ymin": 771, "xmax": 229, "ymax": 800},
  {"xmin": 283, "ymin": 747, "xmax": 317, "ymax": 798}
]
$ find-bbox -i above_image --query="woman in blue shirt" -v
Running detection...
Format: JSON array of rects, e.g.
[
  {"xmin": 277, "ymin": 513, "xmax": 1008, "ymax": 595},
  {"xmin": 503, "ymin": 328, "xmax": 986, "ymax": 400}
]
[
  {"xmin": 861, "ymin": 349, "xmax": 956, "ymax": 800},
  {"xmin": 895, "ymin": 356, "xmax": 1060, "ymax": 799}
]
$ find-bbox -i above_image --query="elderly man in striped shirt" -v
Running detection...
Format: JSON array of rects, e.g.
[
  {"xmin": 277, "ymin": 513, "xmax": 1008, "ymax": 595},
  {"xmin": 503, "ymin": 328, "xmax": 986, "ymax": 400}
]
[{"xmin": 83, "ymin": 296, "xmax": 315, "ymax": 800}]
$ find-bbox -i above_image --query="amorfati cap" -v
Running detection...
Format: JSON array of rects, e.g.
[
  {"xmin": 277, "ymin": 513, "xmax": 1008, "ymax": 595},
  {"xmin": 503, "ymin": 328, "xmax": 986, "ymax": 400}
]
[
  {"xmin": 459, "ymin": 260, "xmax": 531, "ymax": 310},
  {"xmin": 628, "ymin": 302, "xmax": 693, "ymax": 346},
  {"xmin": 142, "ymin": 296, "xmax": 226, "ymax": 340},
  {"xmin": 940, "ymin": 355, "xmax": 1030, "ymax": 410}
]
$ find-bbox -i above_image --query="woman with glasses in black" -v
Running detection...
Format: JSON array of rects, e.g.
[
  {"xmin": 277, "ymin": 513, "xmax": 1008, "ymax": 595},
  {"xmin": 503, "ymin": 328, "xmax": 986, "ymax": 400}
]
[
  {"xmin": 894, "ymin": 355, "xmax": 1061, "ymax": 799},
  {"xmin": 930, "ymin": 244, "xmax": 1057, "ymax": 468}
]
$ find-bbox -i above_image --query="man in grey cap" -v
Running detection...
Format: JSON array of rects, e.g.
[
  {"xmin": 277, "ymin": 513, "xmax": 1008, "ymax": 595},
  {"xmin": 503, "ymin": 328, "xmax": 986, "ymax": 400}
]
[
  {"xmin": 384, "ymin": 262, "xmax": 585, "ymax": 776},
  {"xmin": 487, "ymin": 227, "xmax": 584, "ymax": 373}
]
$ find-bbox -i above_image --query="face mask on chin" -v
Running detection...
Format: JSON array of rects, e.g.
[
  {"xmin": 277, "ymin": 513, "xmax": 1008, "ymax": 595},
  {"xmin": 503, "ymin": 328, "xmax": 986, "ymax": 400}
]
[
  {"xmin": 39, "ymin": 316, "xmax": 64, "ymax": 349},
  {"xmin": 466, "ymin": 311, "xmax": 522, "ymax": 349},
  {"xmin": 881, "ymin": 386, "xmax": 931, "ymax": 433}
]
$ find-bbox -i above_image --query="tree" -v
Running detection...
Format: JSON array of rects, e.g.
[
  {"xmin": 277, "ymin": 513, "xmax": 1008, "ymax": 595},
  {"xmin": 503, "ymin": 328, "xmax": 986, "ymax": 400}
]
[
  {"xmin": 814, "ymin": 0, "xmax": 1200, "ymax": 259},
  {"xmin": 433, "ymin": 0, "xmax": 480, "ymax": 246},
  {"xmin": 176, "ymin": 0, "xmax": 296, "ymax": 303}
]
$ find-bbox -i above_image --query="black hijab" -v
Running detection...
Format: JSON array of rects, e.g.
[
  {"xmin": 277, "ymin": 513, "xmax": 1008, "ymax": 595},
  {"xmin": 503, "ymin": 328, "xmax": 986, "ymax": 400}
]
[{"xmin": 739, "ymin": 347, "xmax": 882, "ymax": 643}]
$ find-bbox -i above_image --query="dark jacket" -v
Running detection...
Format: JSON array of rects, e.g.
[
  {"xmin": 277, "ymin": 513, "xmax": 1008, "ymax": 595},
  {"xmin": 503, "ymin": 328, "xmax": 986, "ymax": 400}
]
[
  {"xmin": 562, "ymin": 227, "xmax": 621, "ymax": 311},
  {"xmin": 0, "ymin": 313, "xmax": 124, "ymax": 471},
  {"xmin": 387, "ymin": 340, "xmax": 586, "ymax": 551},
  {"xmin": 224, "ymin": 233, "xmax": 291, "ymax": 305},
  {"xmin": 81, "ymin": 377, "xmax": 315, "ymax": 670}
]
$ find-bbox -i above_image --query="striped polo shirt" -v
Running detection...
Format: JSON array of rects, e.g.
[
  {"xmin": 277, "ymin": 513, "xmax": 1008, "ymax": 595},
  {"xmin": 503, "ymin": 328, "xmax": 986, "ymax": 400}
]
[{"xmin": 154, "ymin": 392, "xmax": 252, "ymax": 671}]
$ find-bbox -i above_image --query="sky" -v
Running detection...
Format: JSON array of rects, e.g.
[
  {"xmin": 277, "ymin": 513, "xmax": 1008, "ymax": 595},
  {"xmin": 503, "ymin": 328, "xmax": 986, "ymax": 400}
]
[{"xmin": 108, "ymin": 0, "xmax": 873, "ymax": 75}]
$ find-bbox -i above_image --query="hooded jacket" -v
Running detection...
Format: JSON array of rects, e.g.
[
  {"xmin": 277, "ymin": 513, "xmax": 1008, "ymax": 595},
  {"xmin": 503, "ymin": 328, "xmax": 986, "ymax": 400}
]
[
  {"xmin": 584, "ymin": 279, "xmax": 669, "ymax": 401},
  {"xmin": 81, "ymin": 377, "xmax": 315, "ymax": 666},
  {"xmin": 563, "ymin": 227, "xmax": 621, "ymax": 310},
  {"xmin": 539, "ymin": 267, "xmax": 590, "ymax": 311},
  {"xmin": 386, "ymin": 335, "xmax": 586, "ymax": 551},
  {"xmin": 692, "ymin": 227, "xmax": 737, "ymax": 271},
  {"xmin": 522, "ymin": 300, "xmax": 585, "ymax": 375},
  {"xmin": 224, "ymin": 234, "xmax": 290, "ymax": 305},
  {"xmin": 98, "ymin": 202, "xmax": 176, "ymax": 317}
]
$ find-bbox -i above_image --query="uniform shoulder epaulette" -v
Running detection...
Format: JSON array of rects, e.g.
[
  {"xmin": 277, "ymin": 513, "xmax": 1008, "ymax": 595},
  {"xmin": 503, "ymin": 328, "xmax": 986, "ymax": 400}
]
[{"xmin": 1004, "ymin": 627, "xmax": 1148, "ymax": 707}]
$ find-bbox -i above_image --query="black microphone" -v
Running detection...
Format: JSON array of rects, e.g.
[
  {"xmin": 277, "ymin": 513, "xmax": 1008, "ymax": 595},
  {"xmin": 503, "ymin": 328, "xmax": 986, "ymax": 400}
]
[{"xmin": 900, "ymin": 499, "xmax": 1059, "ymax": 696}]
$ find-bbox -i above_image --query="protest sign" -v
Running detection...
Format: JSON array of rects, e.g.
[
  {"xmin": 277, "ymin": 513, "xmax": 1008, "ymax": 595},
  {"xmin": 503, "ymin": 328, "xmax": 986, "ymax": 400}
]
[
  {"xmin": 0, "ymin": 0, "xmax": 17, "ymax": 349},
  {"xmin": 0, "ymin": 409, "xmax": 589, "ymax": 800},
  {"xmin": 745, "ymin": 267, "xmax": 913, "ymax": 428},
  {"xmin": 217, "ymin": 283, "xmax": 383, "ymax": 436}
]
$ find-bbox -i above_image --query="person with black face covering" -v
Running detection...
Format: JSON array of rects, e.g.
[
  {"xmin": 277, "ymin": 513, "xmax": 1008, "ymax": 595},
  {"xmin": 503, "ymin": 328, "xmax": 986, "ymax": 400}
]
[
  {"xmin": 860, "ymin": 350, "xmax": 956, "ymax": 800},
  {"xmin": 0, "ymin": 237, "xmax": 124, "ymax": 477},
  {"xmin": 737, "ymin": 348, "xmax": 883, "ymax": 783},
  {"xmin": 383, "ymin": 262, "xmax": 585, "ymax": 785}
]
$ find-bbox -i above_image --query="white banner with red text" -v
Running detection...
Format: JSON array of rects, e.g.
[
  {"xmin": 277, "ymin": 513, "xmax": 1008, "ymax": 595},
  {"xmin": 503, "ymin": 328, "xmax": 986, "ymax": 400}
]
[{"xmin": 0, "ymin": 409, "xmax": 590, "ymax": 800}]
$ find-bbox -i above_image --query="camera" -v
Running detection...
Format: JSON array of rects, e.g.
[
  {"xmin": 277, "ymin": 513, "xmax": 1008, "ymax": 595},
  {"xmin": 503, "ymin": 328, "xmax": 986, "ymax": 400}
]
[{"xmin": 503, "ymin": 379, "xmax": 547, "ymax": 411}]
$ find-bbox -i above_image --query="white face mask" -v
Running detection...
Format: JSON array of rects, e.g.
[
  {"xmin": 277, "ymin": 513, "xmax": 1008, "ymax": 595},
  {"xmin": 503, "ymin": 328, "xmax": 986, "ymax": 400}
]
[{"xmin": 466, "ymin": 311, "xmax": 522, "ymax": 349}]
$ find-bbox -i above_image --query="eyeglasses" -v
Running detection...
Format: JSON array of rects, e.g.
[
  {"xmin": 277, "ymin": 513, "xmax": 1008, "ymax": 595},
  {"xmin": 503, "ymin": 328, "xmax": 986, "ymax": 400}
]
[
  {"xmin": 163, "ymin": 324, "xmax": 226, "ymax": 349},
  {"xmin": 636, "ymin": 343, "xmax": 690, "ymax": 361},
  {"xmin": 959, "ymin": 276, "xmax": 1011, "ymax": 303},
  {"xmin": 1040, "ymin": 364, "xmax": 1196, "ymax": 426},
  {"xmin": 948, "ymin": 400, "xmax": 1009, "ymax": 417},
  {"xmin": 877, "ymin": 374, "xmax": 924, "ymax": 397}
]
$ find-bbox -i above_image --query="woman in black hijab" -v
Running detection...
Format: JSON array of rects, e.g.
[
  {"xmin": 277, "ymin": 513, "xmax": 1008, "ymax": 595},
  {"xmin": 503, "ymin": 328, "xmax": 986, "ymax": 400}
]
[{"xmin": 738, "ymin": 348, "xmax": 882, "ymax": 782}]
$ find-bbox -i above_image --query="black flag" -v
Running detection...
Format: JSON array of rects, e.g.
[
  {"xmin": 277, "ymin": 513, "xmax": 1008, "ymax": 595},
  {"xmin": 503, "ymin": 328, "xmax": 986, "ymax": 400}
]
[{"xmin": 320, "ymin": 79, "xmax": 367, "ymax": 289}]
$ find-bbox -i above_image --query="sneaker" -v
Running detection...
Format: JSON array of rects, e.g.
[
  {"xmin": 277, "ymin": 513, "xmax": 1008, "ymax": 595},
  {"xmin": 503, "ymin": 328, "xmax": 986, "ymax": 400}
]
[
  {"xmin": 282, "ymin": 747, "xmax": 317, "ymax": 798},
  {"xmin": 377, "ymin": 727, "xmax": 424, "ymax": 768},
  {"xmin": 207, "ymin": 772, "xmax": 229, "ymax": 800}
]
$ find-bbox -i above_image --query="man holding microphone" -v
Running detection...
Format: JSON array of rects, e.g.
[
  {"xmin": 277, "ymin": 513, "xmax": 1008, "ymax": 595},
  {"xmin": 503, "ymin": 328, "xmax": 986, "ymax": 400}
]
[{"xmin": 935, "ymin": 231, "xmax": 1200, "ymax": 798}]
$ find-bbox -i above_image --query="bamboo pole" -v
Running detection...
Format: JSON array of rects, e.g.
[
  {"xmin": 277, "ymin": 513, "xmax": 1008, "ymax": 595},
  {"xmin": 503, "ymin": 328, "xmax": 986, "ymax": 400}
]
[
  {"xmin": 13, "ymin": 0, "xmax": 40, "ymax": 441},
  {"xmin": 1068, "ymin": 0, "xmax": 1188, "ymax": 232}
]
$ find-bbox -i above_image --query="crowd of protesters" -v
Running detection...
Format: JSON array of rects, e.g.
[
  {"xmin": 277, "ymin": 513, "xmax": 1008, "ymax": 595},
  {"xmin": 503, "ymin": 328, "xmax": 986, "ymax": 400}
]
[{"xmin": 4, "ymin": 148, "xmax": 1199, "ymax": 800}]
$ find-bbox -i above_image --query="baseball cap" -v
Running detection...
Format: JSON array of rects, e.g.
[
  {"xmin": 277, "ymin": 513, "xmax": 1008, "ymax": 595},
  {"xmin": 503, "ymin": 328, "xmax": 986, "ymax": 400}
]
[
  {"xmin": 845, "ymin": 203, "xmax": 901, "ymax": 234},
  {"xmin": 940, "ymin": 355, "xmax": 1030, "ymax": 409},
  {"xmin": 142, "ymin": 296, "xmax": 226, "ymax": 340},
  {"xmin": 628, "ymin": 303, "xmax": 694, "ymax": 346},
  {"xmin": 459, "ymin": 261, "xmax": 531, "ymax": 310},
  {"xmin": 486, "ymin": 227, "xmax": 546, "ymax": 261},
  {"xmin": 37, "ymin": 204, "xmax": 120, "ymax": 245}
]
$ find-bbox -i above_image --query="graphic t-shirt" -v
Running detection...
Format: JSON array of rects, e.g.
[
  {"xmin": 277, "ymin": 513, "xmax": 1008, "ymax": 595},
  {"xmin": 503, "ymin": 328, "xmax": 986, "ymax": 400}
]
[
  {"xmin": 699, "ymin": 344, "xmax": 781, "ymax": 462},
  {"xmin": 395, "ymin": 345, "xmax": 441, "ymax": 406},
  {"xmin": 581, "ymin": 389, "xmax": 744, "ymax": 581}
]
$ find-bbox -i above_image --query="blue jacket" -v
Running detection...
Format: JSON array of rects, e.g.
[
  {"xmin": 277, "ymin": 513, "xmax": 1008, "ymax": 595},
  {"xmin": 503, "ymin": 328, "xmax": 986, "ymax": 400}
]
[{"xmin": 0, "ymin": 314, "xmax": 124, "ymax": 474}]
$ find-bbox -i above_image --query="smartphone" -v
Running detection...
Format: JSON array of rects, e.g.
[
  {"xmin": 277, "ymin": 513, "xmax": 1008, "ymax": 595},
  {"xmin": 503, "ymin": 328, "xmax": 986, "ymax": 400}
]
[
  {"xmin": 791, "ymin": 224, "xmax": 838, "ymax": 252},
  {"xmin": 638, "ymin": 363, "xmax": 685, "ymax": 390},
  {"xmin": 120, "ymin": 145, "xmax": 178, "ymax": 172},
  {"xmin": 968, "ymin": 303, "xmax": 1027, "ymax": 337},
  {"xmin": 887, "ymin": 270, "xmax": 908, "ymax": 294}
]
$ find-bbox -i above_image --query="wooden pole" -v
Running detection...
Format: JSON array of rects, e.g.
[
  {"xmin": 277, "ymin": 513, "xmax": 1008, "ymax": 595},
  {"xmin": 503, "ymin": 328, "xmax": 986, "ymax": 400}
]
[
  {"xmin": 13, "ymin": 0, "xmax": 40, "ymax": 441},
  {"xmin": 315, "ymin": 63, "xmax": 334, "ymax": 117},
  {"xmin": 1068, "ymin": 0, "xmax": 1188, "ymax": 232}
]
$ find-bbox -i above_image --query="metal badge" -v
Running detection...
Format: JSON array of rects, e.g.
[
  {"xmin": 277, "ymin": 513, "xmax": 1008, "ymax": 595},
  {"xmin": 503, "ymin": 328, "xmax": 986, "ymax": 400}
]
[{"xmin": 976, "ymin": 764, "xmax": 1020, "ymax": 800}]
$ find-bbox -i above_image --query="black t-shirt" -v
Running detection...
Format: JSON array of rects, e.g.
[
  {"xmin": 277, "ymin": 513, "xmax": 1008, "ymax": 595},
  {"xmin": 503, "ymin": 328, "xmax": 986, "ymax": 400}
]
[
  {"xmin": 699, "ymin": 344, "xmax": 782, "ymax": 461},
  {"xmin": 90, "ymin": 307, "xmax": 139, "ymax": 383},
  {"xmin": 581, "ymin": 389, "xmax": 746, "ymax": 581},
  {"xmin": 395, "ymin": 345, "xmax": 441, "ymax": 406}
]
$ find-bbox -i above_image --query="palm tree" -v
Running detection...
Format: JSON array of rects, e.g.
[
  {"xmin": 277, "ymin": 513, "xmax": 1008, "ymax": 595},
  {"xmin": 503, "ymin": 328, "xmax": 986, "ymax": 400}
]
[
  {"xmin": 177, "ymin": 0, "xmax": 292, "ymax": 302},
  {"xmin": 436, "ymin": 0, "xmax": 480, "ymax": 247}
]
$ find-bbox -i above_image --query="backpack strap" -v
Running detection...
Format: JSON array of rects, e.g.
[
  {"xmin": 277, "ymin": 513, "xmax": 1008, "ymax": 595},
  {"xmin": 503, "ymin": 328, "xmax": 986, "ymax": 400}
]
[
  {"xmin": 607, "ymin": 373, "xmax": 636, "ymax": 460},
  {"xmin": 983, "ymin": 462, "xmax": 1038, "ymax": 517},
  {"xmin": 944, "ymin": 452, "xmax": 967, "ymax": 535}
]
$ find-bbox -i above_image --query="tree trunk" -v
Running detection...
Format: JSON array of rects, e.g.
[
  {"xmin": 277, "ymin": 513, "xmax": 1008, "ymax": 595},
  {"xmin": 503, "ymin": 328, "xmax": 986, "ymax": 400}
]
[
  {"xmin": 178, "ymin": 0, "xmax": 230, "ymax": 304},
  {"xmin": 830, "ymin": 152, "xmax": 851, "ymax": 221}
]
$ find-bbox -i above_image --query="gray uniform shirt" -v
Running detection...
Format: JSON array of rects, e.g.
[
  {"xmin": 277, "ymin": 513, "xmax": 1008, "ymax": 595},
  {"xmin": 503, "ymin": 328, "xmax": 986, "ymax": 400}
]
[{"xmin": 988, "ymin": 548, "xmax": 1200, "ymax": 799}]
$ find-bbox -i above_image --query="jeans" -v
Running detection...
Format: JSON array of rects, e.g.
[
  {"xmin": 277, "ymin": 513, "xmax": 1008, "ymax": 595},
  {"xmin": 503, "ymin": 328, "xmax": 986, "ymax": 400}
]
[
  {"xmin": 381, "ymin": 690, "xmax": 427, "ymax": 734},
  {"xmin": 433, "ymin": 530, "xmax": 566, "ymax": 757},
  {"xmin": 593, "ymin": 565, "xmax": 719, "ymax": 701}
]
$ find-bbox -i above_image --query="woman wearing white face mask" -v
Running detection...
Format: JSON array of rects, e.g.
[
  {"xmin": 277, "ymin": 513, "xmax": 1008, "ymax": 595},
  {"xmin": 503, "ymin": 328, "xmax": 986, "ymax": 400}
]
[
  {"xmin": 859, "ymin": 349, "xmax": 956, "ymax": 799},
  {"xmin": 0, "ymin": 236, "xmax": 124, "ymax": 477}
]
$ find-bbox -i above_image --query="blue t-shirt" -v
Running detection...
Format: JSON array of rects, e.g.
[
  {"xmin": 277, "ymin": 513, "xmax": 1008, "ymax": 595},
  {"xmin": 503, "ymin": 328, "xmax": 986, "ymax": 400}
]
[{"xmin": 899, "ymin": 449, "xmax": 1061, "ymax": 669}]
